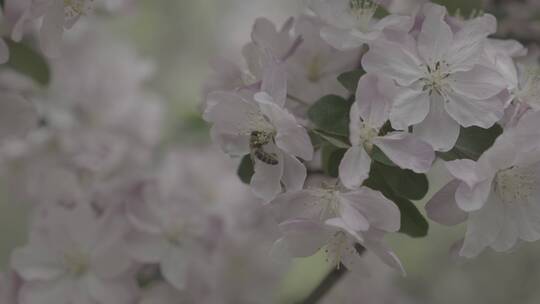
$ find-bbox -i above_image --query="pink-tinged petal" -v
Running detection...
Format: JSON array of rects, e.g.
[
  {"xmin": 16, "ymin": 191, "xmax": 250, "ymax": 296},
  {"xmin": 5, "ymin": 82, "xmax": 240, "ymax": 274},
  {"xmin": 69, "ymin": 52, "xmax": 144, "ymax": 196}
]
[
  {"xmin": 278, "ymin": 219, "xmax": 329, "ymax": 257},
  {"xmin": 446, "ymin": 14, "xmax": 497, "ymax": 71},
  {"xmin": 425, "ymin": 180, "xmax": 468, "ymax": 226},
  {"xmin": 338, "ymin": 199, "xmax": 370, "ymax": 232},
  {"xmin": 373, "ymin": 132, "xmax": 435, "ymax": 173},
  {"xmin": 364, "ymin": 236, "xmax": 405, "ymax": 275},
  {"xmin": 362, "ymin": 40, "xmax": 423, "ymax": 87},
  {"xmin": 209, "ymin": 128, "xmax": 250, "ymax": 157},
  {"xmin": 257, "ymin": 99, "xmax": 313, "ymax": 160},
  {"xmin": 340, "ymin": 188, "xmax": 401, "ymax": 232},
  {"xmin": 389, "ymin": 88, "xmax": 430, "ymax": 130},
  {"xmin": 455, "ymin": 179, "xmax": 493, "ymax": 212},
  {"xmin": 267, "ymin": 190, "xmax": 323, "ymax": 223},
  {"xmin": 124, "ymin": 231, "xmax": 167, "ymax": 263},
  {"xmin": 372, "ymin": 14, "xmax": 413, "ymax": 32},
  {"xmin": 160, "ymin": 247, "xmax": 188, "ymax": 290},
  {"xmin": 84, "ymin": 275, "xmax": 137, "ymax": 304},
  {"xmin": 320, "ymin": 27, "xmax": 369, "ymax": 51},
  {"xmin": 91, "ymin": 216, "xmax": 133, "ymax": 279},
  {"xmin": 355, "ymin": 74, "xmax": 393, "ymax": 129},
  {"xmin": 339, "ymin": 146, "xmax": 371, "ymax": 189},
  {"xmin": 309, "ymin": 0, "xmax": 357, "ymax": 29},
  {"xmin": 325, "ymin": 217, "xmax": 364, "ymax": 242},
  {"xmin": 39, "ymin": 0, "xmax": 64, "ymax": 57},
  {"xmin": 261, "ymin": 63, "xmax": 287, "ymax": 107},
  {"xmin": 19, "ymin": 279, "xmax": 75, "ymax": 304},
  {"xmin": 413, "ymin": 97, "xmax": 460, "ymax": 152},
  {"xmin": 460, "ymin": 193, "xmax": 504, "ymax": 258},
  {"xmin": 251, "ymin": 17, "xmax": 279, "ymax": 48},
  {"xmin": 281, "ymin": 154, "xmax": 307, "ymax": 193},
  {"xmin": 418, "ymin": 3, "xmax": 452, "ymax": 64},
  {"xmin": 203, "ymin": 91, "xmax": 254, "ymax": 134},
  {"xmin": 0, "ymin": 39, "xmax": 9, "ymax": 64},
  {"xmin": 445, "ymin": 92, "xmax": 504, "ymax": 128},
  {"xmin": 251, "ymin": 147, "xmax": 284, "ymax": 202},
  {"xmin": 11, "ymin": 240, "xmax": 63, "ymax": 281},
  {"xmin": 445, "ymin": 159, "xmax": 481, "ymax": 188},
  {"xmin": 450, "ymin": 65, "xmax": 507, "ymax": 100},
  {"xmin": 0, "ymin": 93, "xmax": 38, "ymax": 143}
]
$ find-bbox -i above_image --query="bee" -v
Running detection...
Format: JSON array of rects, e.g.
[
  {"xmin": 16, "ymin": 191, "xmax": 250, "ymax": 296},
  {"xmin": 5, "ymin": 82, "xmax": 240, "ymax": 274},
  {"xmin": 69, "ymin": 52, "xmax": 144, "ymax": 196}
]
[{"xmin": 249, "ymin": 131, "xmax": 279, "ymax": 165}]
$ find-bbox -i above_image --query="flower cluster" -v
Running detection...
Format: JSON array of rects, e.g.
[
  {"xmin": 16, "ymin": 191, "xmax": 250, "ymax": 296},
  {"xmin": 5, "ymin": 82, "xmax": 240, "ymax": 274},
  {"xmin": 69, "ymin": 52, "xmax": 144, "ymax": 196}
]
[
  {"xmin": 0, "ymin": 0, "xmax": 540, "ymax": 303},
  {"xmin": 203, "ymin": 0, "xmax": 540, "ymax": 274}
]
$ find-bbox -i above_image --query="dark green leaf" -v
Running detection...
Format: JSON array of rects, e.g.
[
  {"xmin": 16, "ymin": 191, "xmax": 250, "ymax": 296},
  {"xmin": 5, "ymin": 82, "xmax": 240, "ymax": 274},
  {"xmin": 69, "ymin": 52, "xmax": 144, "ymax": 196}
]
[
  {"xmin": 391, "ymin": 195, "xmax": 429, "ymax": 238},
  {"xmin": 370, "ymin": 146, "xmax": 395, "ymax": 167},
  {"xmin": 237, "ymin": 155, "xmax": 254, "ymax": 184},
  {"xmin": 337, "ymin": 69, "xmax": 365, "ymax": 94},
  {"xmin": 364, "ymin": 166, "xmax": 429, "ymax": 238},
  {"xmin": 321, "ymin": 143, "xmax": 347, "ymax": 178},
  {"xmin": 312, "ymin": 129, "xmax": 350, "ymax": 149},
  {"xmin": 307, "ymin": 95, "xmax": 352, "ymax": 136},
  {"xmin": 5, "ymin": 40, "xmax": 51, "ymax": 86},
  {"xmin": 438, "ymin": 124, "xmax": 503, "ymax": 161},
  {"xmin": 370, "ymin": 162, "xmax": 429, "ymax": 201},
  {"xmin": 432, "ymin": 0, "xmax": 482, "ymax": 16}
]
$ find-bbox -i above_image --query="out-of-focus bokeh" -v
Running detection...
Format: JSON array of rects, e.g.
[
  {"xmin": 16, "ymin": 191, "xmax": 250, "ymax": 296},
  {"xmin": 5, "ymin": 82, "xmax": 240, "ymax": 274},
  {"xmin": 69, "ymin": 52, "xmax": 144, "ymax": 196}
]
[{"xmin": 2, "ymin": 0, "xmax": 540, "ymax": 303}]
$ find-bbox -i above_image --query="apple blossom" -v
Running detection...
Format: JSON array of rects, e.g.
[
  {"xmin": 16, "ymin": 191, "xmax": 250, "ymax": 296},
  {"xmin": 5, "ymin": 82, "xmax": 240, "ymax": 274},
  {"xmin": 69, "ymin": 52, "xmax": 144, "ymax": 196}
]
[
  {"xmin": 11, "ymin": 204, "xmax": 137, "ymax": 304},
  {"xmin": 308, "ymin": 0, "xmax": 413, "ymax": 50},
  {"xmin": 363, "ymin": 3, "xmax": 507, "ymax": 151},
  {"xmin": 270, "ymin": 184, "xmax": 404, "ymax": 273},
  {"xmin": 339, "ymin": 73, "xmax": 435, "ymax": 189},
  {"xmin": 204, "ymin": 62, "xmax": 313, "ymax": 201},
  {"xmin": 426, "ymin": 111, "xmax": 540, "ymax": 257}
]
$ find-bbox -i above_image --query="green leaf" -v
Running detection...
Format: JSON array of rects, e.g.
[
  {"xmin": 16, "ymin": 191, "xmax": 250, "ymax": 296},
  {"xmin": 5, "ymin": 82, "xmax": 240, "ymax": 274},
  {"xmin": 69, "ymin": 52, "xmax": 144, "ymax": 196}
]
[
  {"xmin": 307, "ymin": 95, "xmax": 352, "ymax": 137},
  {"xmin": 370, "ymin": 146, "xmax": 395, "ymax": 167},
  {"xmin": 237, "ymin": 155, "xmax": 254, "ymax": 184},
  {"xmin": 432, "ymin": 0, "xmax": 482, "ymax": 16},
  {"xmin": 364, "ymin": 165, "xmax": 429, "ymax": 238},
  {"xmin": 438, "ymin": 124, "xmax": 503, "ymax": 161},
  {"xmin": 312, "ymin": 129, "xmax": 350, "ymax": 149},
  {"xmin": 337, "ymin": 69, "xmax": 365, "ymax": 94},
  {"xmin": 5, "ymin": 40, "xmax": 51, "ymax": 86},
  {"xmin": 321, "ymin": 143, "xmax": 346, "ymax": 178},
  {"xmin": 371, "ymin": 162, "xmax": 429, "ymax": 201}
]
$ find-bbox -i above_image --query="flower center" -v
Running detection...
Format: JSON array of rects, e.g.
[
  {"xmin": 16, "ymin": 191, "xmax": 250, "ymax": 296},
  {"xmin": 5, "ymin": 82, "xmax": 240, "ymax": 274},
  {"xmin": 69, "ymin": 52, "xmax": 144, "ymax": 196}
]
[
  {"xmin": 63, "ymin": 248, "xmax": 89, "ymax": 277},
  {"xmin": 358, "ymin": 125, "xmax": 378, "ymax": 153},
  {"xmin": 324, "ymin": 231, "xmax": 353, "ymax": 269},
  {"xmin": 164, "ymin": 222, "xmax": 185, "ymax": 246},
  {"xmin": 349, "ymin": 0, "xmax": 378, "ymax": 32},
  {"xmin": 64, "ymin": 0, "xmax": 94, "ymax": 19},
  {"xmin": 494, "ymin": 166, "xmax": 536, "ymax": 204},
  {"xmin": 421, "ymin": 61, "xmax": 451, "ymax": 97},
  {"xmin": 307, "ymin": 55, "xmax": 323, "ymax": 83},
  {"xmin": 515, "ymin": 67, "xmax": 540, "ymax": 108}
]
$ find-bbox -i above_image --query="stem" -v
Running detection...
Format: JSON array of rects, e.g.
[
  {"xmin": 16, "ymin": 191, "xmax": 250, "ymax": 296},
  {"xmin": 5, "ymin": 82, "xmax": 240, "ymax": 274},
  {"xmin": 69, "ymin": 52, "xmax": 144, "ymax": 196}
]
[
  {"xmin": 296, "ymin": 245, "xmax": 366, "ymax": 304},
  {"xmin": 296, "ymin": 264, "xmax": 348, "ymax": 304}
]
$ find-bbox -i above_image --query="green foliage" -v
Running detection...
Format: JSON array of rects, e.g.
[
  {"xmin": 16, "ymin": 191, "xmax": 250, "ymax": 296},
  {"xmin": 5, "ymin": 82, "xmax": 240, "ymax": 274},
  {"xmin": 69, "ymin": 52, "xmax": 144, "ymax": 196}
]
[
  {"xmin": 337, "ymin": 69, "xmax": 365, "ymax": 94},
  {"xmin": 5, "ymin": 40, "xmax": 51, "ymax": 86},
  {"xmin": 237, "ymin": 155, "xmax": 255, "ymax": 184},
  {"xmin": 364, "ymin": 162, "xmax": 429, "ymax": 238},
  {"xmin": 433, "ymin": 0, "xmax": 483, "ymax": 16},
  {"xmin": 307, "ymin": 95, "xmax": 353, "ymax": 137},
  {"xmin": 321, "ymin": 143, "xmax": 347, "ymax": 178},
  {"xmin": 438, "ymin": 124, "xmax": 503, "ymax": 161}
]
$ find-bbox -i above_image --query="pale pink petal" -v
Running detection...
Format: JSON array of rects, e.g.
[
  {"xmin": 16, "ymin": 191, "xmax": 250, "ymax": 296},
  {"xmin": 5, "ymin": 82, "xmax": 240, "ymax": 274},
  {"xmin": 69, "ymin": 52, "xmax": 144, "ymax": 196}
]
[
  {"xmin": 261, "ymin": 63, "xmax": 287, "ymax": 107},
  {"xmin": 425, "ymin": 180, "xmax": 468, "ymax": 226},
  {"xmin": 124, "ymin": 231, "xmax": 167, "ymax": 263},
  {"xmin": 455, "ymin": 179, "xmax": 493, "ymax": 212},
  {"xmin": 39, "ymin": 0, "xmax": 64, "ymax": 57},
  {"xmin": 389, "ymin": 88, "xmax": 430, "ymax": 130},
  {"xmin": 445, "ymin": 159, "xmax": 481, "ymax": 188},
  {"xmin": 19, "ymin": 279, "xmax": 75, "ymax": 304},
  {"xmin": 251, "ymin": 147, "xmax": 284, "ymax": 201},
  {"xmin": 281, "ymin": 153, "xmax": 307, "ymax": 193},
  {"xmin": 450, "ymin": 65, "xmax": 507, "ymax": 100},
  {"xmin": 321, "ymin": 27, "xmax": 375, "ymax": 50},
  {"xmin": 339, "ymin": 146, "xmax": 371, "ymax": 189},
  {"xmin": 355, "ymin": 74, "xmax": 392, "ymax": 129},
  {"xmin": 160, "ymin": 247, "xmax": 188, "ymax": 290},
  {"xmin": 373, "ymin": 132, "xmax": 435, "ymax": 173},
  {"xmin": 341, "ymin": 188, "xmax": 401, "ymax": 232},
  {"xmin": 278, "ymin": 219, "xmax": 329, "ymax": 257},
  {"xmin": 338, "ymin": 199, "xmax": 370, "ymax": 232},
  {"xmin": 445, "ymin": 92, "xmax": 504, "ymax": 128},
  {"xmin": 413, "ymin": 97, "xmax": 460, "ymax": 152},
  {"xmin": 417, "ymin": 3, "xmax": 452, "ymax": 64},
  {"xmin": 362, "ymin": 40, "xmax": 423, "ymax": 87}
]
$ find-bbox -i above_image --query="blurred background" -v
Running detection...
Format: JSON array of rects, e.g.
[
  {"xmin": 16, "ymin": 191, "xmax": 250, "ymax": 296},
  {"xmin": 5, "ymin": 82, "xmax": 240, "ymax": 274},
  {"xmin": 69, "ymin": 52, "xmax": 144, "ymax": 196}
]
[{"xmin": 2, "ymin": 0, "xmax": 540, "ymax": 303}]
